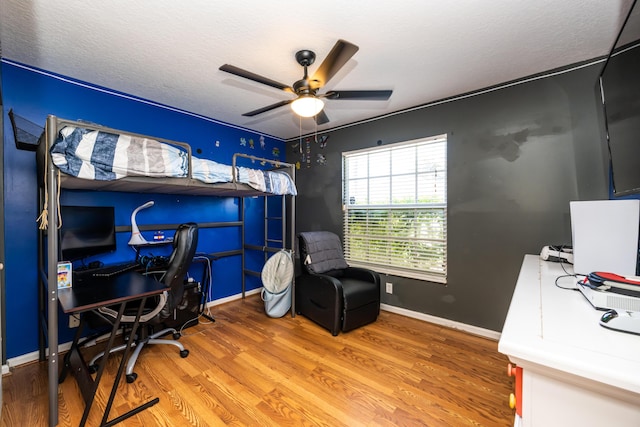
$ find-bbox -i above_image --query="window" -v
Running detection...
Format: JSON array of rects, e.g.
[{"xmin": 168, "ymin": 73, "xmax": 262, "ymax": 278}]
[{"xmin": 342, "ymin": 135, "xmax": 447, "ymax": 283}]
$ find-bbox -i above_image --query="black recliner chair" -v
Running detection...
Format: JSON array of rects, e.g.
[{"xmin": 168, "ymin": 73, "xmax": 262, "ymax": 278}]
[
  {"xmin": 89, "ymin": 222, "xmax": 199, "ymax": 382},
  {"xmin": 296, "ymin": 231, "xmax": 380, "ymax": 336}
]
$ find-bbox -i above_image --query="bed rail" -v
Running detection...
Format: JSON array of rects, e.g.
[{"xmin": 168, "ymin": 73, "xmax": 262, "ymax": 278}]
[
  {"xmin": 231, "ymin": 152, "xmax": 296, "ymax": 183},
  {"xmin": 46, "ymin": 116, "xmax": 195, "ymax": 180}
]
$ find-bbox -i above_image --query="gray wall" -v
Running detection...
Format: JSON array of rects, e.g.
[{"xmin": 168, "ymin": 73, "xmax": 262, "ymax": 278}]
[{"xmin": 289, "ymin": 63, "xmax": 609, "ymax": 332}]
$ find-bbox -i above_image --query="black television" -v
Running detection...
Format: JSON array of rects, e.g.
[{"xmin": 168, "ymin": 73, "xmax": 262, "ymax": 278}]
[
  {"xmin": 59, "ymin": 205, "xmax": 117, "ymax": 261},
  {"xmin": 599, "ymin": 0, "xmax": 640, "ymax": 196}
]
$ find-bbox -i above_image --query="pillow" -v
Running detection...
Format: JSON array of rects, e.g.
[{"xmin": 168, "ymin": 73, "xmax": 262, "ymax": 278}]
[{"xmin": 298, "ymin": 231, "xmax": 348, "ymax": 274}]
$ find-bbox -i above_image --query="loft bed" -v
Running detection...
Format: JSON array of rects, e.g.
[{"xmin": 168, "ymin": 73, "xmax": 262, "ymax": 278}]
[
  {"xmin": 26, "ymin": 114, "xmax": 297, "ymax": 427},
  {"xmin": 35, "ymin": 116, "xmax": 297, "ymax": 197}
]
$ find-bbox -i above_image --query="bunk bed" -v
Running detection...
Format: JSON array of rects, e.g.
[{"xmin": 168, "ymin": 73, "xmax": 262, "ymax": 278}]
[{"xmin": 29, "ymin": 114, "xmax": 297, "ymax": 427}]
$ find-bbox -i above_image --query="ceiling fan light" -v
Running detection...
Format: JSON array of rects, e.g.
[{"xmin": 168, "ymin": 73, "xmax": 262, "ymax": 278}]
[{"xmin": 291, "ymin": 96, "xmax": 324, "ymax": 117}]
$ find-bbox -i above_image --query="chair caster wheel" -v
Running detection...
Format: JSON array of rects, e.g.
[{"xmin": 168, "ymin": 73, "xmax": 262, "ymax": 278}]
[
  {"xmin": 88, "ymin": 364, "xmax": 98, "ymax": 374},
  {"xmin": 180, "ymin": 349, "xmax": 189, "ymax": 358},
  {"xmin": 173, "ymin": 332, "xmax": 181, "ymax": 340},
  {"xmin": 126, "ymin": 373, "xmax": 138, "ymax": 383}
]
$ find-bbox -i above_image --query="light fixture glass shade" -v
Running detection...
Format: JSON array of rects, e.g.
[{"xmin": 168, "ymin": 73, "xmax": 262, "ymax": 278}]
[{"xmin": 291, "ymin": 95, "xmax": 324, "ymax": 117}]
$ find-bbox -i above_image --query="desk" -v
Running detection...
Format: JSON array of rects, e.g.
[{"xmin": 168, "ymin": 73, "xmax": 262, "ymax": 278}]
[
  {"xmin": 499, "ymin": 255, "xmax": 640, "ymax": 426},
  {"xmin": 58, "ymin": 271, "xmax": 168, "ymax": 427}
]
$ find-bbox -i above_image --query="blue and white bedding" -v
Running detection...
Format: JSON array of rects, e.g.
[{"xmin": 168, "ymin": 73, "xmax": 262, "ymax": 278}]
[{"xmin": 50, "ymin": 126, "xmax": 297, "ymax": 196}]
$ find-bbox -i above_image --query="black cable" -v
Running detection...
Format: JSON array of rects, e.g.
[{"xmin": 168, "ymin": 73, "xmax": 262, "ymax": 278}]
[
  {"xmin": 555, "ymin": 273, "xmax": 580, "ymax": 291},
  {"xmin": 542, "ymin": 245, "xmax": 580, "ymax": 291},
  {"xmin": 559, "ymin": 259, "xmax": 573, "ymax": 276}
]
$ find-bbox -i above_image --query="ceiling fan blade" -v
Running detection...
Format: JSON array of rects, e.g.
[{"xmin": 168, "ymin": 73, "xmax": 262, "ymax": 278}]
[
  {"xmin": 325, "ymin": 90, "xmax": 393, "ymax": 100},
  {"xmin": 310, "ymin": 39, "xmax": 359, "ymax": 89},
  {"xmin": 220, "ymin": 64, "xmax": 294, "ymax": 93},
  {"xmin": 242, "ymin": 99, "xmax": 293, "ymax": 117},
  {"xmin": 315, "ymin": 110, "xmax": 330, "ymax": 125}
]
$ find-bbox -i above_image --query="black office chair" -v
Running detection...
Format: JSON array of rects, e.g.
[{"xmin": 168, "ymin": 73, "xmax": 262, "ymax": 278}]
[
  {"xmin": 89, "ymin": 222, "xmax": 199, "ymax": 383},
  {"xmin": 296, "ymin": 231, "xmax": 380, "ymax": 336}
]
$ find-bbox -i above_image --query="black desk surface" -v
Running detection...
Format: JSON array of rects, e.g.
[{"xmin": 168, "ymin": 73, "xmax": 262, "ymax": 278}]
[{"xmin": 58, "ymin": 271, "xmax": 168, "ymax": 314}]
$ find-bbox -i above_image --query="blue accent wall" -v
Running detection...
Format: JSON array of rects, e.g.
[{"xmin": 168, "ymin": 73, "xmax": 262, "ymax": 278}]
[{"xmin": 1, "ymin": 61, "xmax": 286, "ymax": 359}]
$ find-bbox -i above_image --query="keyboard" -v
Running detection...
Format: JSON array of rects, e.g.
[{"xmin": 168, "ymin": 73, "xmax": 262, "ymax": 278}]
[{"xmin": 86, "ymin": 262, "xmax": 139, "ymax": 278}]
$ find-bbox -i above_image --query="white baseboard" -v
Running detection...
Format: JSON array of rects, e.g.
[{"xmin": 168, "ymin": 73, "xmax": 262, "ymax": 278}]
[
  {"xmin": 206, "ymin": 287, "xmax": 261, "ymax": 307},
  {"xmin": 380, "ymin": 303, "xmax": 501, "ymax": 341},
  {"xmin": 206, "ymin": 294, "xmax": 501, "ymax": 340},
  {"xmin": 4, "ymin": 341, "xmax": 74, "ymax": 375},
  {"xmin": 5, "ymin": 290, "xmax": 498, "ymax": 371},
  {"xmin": 5, "ymin": 288, "xmax": 263, "ymax": 371}
]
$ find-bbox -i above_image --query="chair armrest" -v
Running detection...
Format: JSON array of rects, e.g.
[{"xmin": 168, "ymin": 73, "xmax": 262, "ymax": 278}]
[
  {"xmin": 343, "ymin": 267, "xmax": 380, "ymax": 286},
  {"xmin": 297, "ymin": 273, "xmax": 343, "ymax": 294},
  {"xmin": 97, "ymin": 291, "xmax": 167, "ymax": 323},
  {"xmin": 296, "ymin": 273, "xmax": 344, "ymax": 335},
  {"xmin": 296, "ymin": 273, "xmax": 344, "ymax": 313}
]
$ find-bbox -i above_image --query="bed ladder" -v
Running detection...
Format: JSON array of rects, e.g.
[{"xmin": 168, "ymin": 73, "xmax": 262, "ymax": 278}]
[
  {"xmin": 237, "ymin": 153, "xmax": 296, "ymax": 316},
  {"xmin": 264, "ymin": 194, "xmax": 286, "ymax": 253},
  {"xmin": 241, "ymin": 194, "xmax": 285, "ymax": 287}
]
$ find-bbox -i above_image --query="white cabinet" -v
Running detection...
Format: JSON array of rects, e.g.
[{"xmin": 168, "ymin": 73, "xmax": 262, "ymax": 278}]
[{"xmin": 499, "ymin": 255, "xmax": 640, "ymax": 427}]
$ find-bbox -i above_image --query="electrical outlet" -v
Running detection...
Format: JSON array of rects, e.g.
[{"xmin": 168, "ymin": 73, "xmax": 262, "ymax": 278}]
[
  {"xmin": 69, "ymin": 314, "xmax": 80, "ymax": 328},
  {"xmin": 385, "ymin": 282, "xmax": 393, "ymax": 294}
]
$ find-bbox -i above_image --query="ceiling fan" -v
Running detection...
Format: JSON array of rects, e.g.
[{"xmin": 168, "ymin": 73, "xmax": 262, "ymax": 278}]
[{"xmin": 219, "ymin": 39, "xmax": 392, "ymax": 125}]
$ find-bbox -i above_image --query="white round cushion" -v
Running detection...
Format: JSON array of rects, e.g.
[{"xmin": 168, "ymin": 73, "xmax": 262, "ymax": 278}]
[{"xmin": 261, "ymin": 250, "xmax": 294, "ymax": 294}]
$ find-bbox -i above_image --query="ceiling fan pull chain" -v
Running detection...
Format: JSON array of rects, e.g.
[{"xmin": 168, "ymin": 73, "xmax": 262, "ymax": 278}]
[{"xmin": 299, "ymin": 115, "xmax": 303, "ymax": 154}]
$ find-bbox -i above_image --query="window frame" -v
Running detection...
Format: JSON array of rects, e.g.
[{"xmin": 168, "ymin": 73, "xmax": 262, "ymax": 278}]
[{"xmin": 342, "ymin": 134, "xmax": 447, "ymax": 283}]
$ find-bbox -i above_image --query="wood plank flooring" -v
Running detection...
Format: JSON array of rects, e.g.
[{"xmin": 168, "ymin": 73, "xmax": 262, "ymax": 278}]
[{"xmin": 1, "ymin": 295, "xmax": 515, "ymax": 426}]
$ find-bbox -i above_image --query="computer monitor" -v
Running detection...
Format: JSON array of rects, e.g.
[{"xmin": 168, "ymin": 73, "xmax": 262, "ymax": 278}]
[
  {"xmin": 570, "ymin": 200, "xmax": 640, "ymax": 276},
  {"xmin": 59, "ymin": 205, "xmax": 117, "ymax": 261}
]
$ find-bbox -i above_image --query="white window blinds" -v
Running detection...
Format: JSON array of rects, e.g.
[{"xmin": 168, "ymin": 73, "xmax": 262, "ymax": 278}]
[{"xmin": 342, "ymin": 135, "xmax": 447, "ymax": 283}]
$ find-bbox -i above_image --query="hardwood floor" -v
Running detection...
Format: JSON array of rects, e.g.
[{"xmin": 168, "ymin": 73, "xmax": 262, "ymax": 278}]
[{"xmin": 2, "ymin": 295, "xmax": 515, "ymax": 426}]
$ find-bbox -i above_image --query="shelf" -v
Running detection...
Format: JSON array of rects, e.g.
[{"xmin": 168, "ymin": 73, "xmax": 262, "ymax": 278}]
[
  {"xmin": 129, "ymin": 238, "xmax": 174, "ymax": 248},
  {"xmin": 8, "ymin": 109, "xmax": 44, "ymax": 152}
]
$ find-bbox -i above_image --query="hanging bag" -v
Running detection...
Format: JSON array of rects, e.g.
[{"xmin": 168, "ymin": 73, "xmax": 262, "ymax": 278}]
[{"xmin": 260, "ymin": 250, "xmax": 294, "ymax": 318}]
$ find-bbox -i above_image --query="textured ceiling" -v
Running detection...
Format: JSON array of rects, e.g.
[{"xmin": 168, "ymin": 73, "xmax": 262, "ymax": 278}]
[{"xmin": 0, "ymin": 0, "xmax": 635, "ymax": 140}]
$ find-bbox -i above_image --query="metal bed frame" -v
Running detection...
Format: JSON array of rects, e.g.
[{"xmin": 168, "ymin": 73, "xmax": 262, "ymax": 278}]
[{"xmin": 35, "ymin": 115, "xmax": 296, "ymax": 426}]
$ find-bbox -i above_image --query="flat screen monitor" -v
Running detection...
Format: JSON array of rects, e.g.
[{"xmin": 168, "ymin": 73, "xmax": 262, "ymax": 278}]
[
  {"xmin": 599, "ymin": 1, "xmax": 640, "ymax": 196},
  {"xmin": 59, "ymin": 205, "xmax": 117, "ymax": 261}
]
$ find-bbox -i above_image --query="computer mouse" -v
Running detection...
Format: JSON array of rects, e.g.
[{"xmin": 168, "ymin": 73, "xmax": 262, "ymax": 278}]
[{"xmin": 599, "ymin": 309, "xmax": 640, "ymax": 335}]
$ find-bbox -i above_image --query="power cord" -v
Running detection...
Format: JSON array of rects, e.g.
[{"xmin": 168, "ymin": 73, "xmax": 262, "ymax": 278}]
[
  {"xmin": 176, "ymin": 254, "xmax": 216, "ymax": 338},
  {"xmin": 192, "ymin": 254, "xmax": 215, "ymax": 321},
  {"xmin": 554, "ymin": 260, "xmax": 587, "ymax": 291},
  {"xmin": 555, "ymin": 274, "xmax": 580, "ymax": 291}
]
